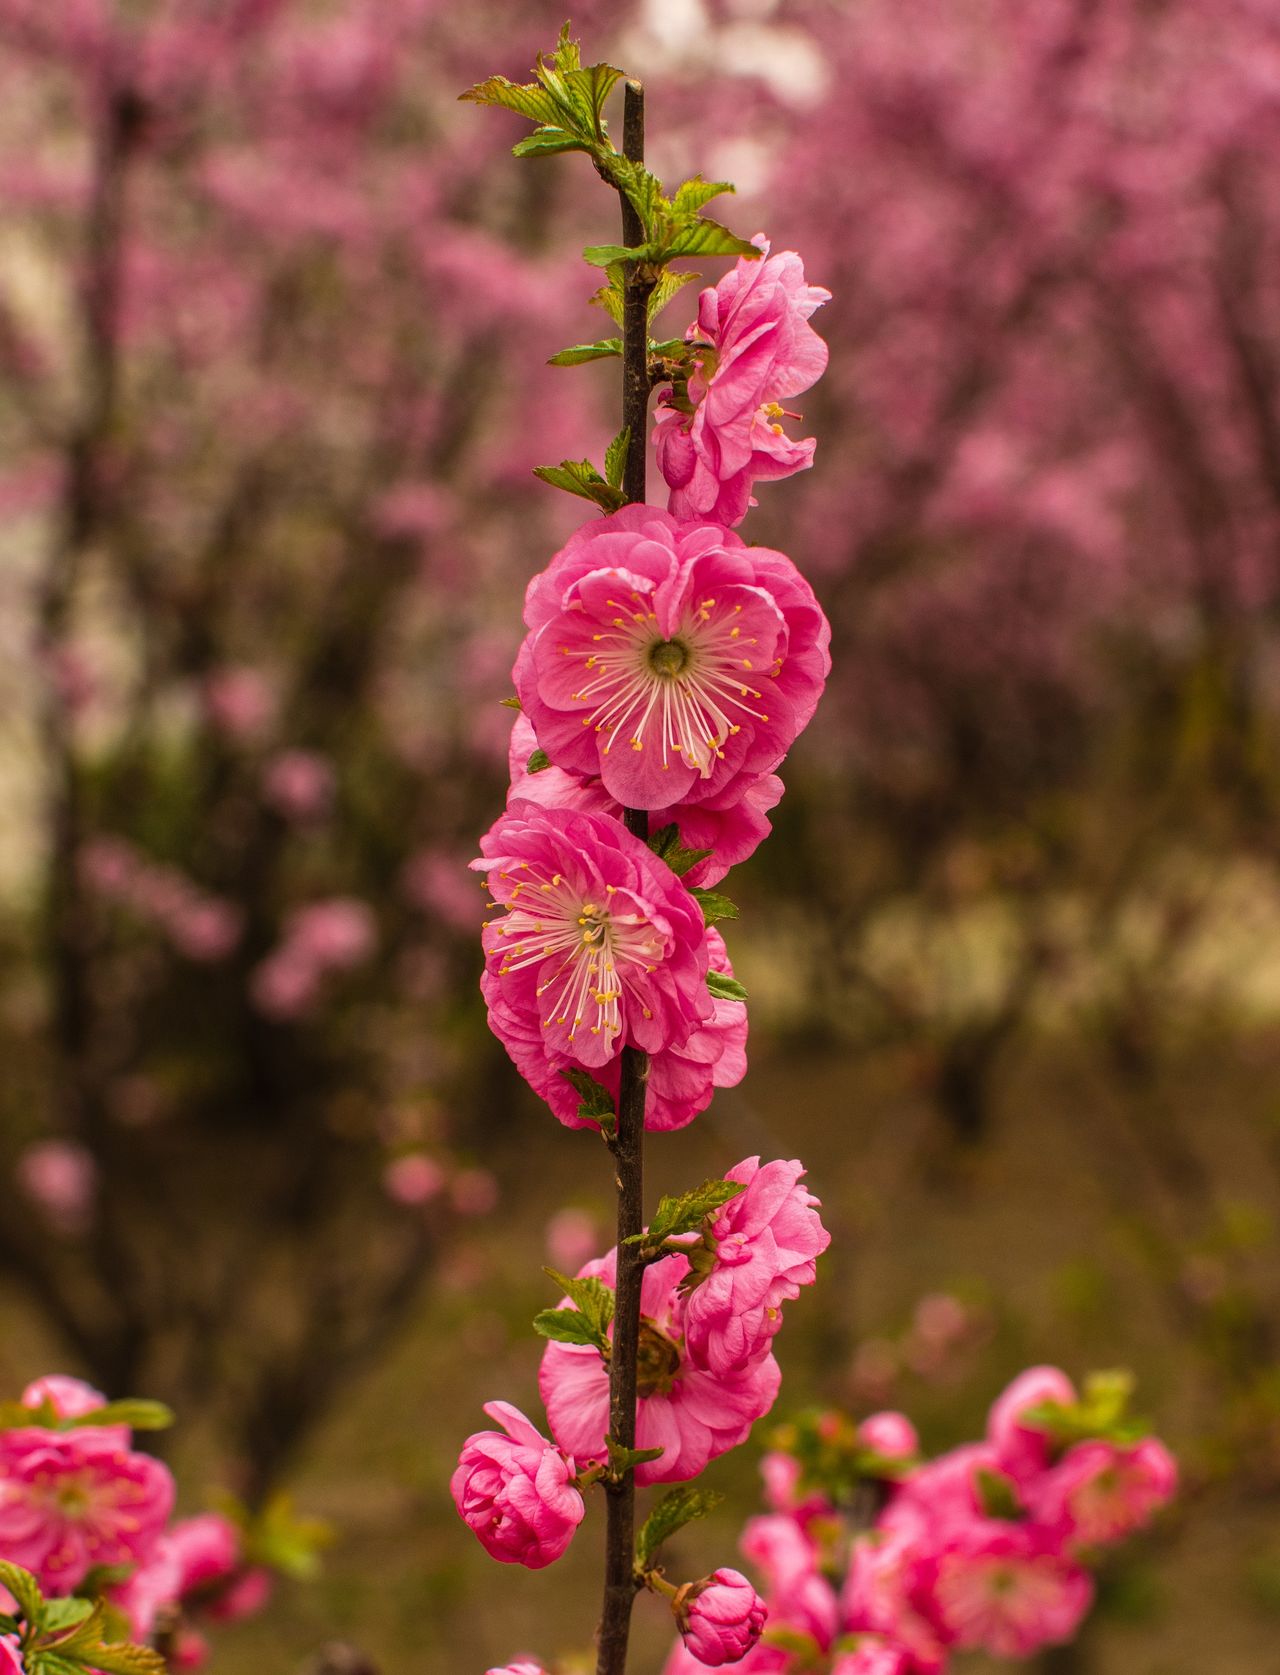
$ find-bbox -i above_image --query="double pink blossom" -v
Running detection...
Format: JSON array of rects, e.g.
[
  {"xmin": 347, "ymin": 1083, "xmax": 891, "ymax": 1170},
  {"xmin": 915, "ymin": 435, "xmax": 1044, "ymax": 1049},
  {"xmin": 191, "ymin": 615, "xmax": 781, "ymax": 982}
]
[
  {"xmin": 683, "ymin": 1157, "xmax": 830, "ymax": 1376},
  {"xmin": 474, "ymin": 801, "xmax": 711, "ymax": 1071},
  {"xmin": 1025, "ymin": 1437, "xmax": 1178, "ymax": 1549},
  {"xmin": 0, "ymin": 1425, "xmax": 174, "ymax": 1594},
  {"xmin": 918, "ymin": 1522, "xmax": 1093, "ymax": 1658},
  {"xmin": 653, "ymin": 239, "xmax": 830, "ymax": 528},
  {"xmin": 540, "ymin": 1250, "xmax": 781, "ymax": 1486},
  {"xmin": 678, "ymin": 1568, "xmax": 767, "ymax": 1667},
  {"xmin": 514, "ymin": 506, "xmax": 830, "ymax": 810},
  {"xmin": 451, "ymin": 1402, "xmax": 585, "ymax": 1569},
  {"xmin": 986, "ymin": 1364, "xmax": 1076, "ymax": 1483}
]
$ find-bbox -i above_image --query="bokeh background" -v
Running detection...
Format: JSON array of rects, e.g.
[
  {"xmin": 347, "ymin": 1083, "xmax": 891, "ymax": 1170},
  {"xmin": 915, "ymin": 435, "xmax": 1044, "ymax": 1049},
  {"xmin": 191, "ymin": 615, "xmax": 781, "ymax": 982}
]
[{"xmin": 2, "ymin": 0, "xmax": 1280, "ymax": 1669}]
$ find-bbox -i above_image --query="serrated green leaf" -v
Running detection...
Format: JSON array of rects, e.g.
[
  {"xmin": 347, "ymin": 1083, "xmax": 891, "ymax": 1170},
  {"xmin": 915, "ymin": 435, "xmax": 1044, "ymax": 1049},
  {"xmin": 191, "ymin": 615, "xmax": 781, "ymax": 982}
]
[
  {"xmin": 648, "ymin": 269, "xmax": 699, "ymax": 323},
  {"xmin": 0, "ymin": 1560, "xmax": 43, "ymax": 1626},
  {"xmin": 672, "ymin": 177, "xmax": 734, "ymax": 218},
  {"xmin": 644, "ymin": 1179, "xmax": 746, "ymax": 1242},
  {"xmin": 526, "ymin": 749, "xmax": 551, "ymax": 774},
  {"xmin": 689, "ymin": 887, "xmax": 738, "ymax": 926},
  {"xmin": 636, "ymin": 1485, "xmax": 723, "ymax": 1570},
  {"xmin": 605, "ymin": 157, "xmax": 666, "ymax": 236},
  {"xmin": 459, "ymin": 76, "xmax": 562, "ymax": 125},
  {"xmin": 646, "ymin": 823, "xmax": 713, "ymax": 878},
  {"xmin": 582, "ymin": 242, "xmax": 645, "ymax": 269},
  {"xmin": 558, "ymin": 1067, "xmax": 616, "ymax": 1126},
  {"xmin": 73, "ymin": 1399, "xmax": 174, "ymax": 1432},
  {"xmin": 544, "ymin": 1269, "xmax": 616, "ymax": 1332},
  {"xmin": 589, "ymin": 221, "xmax": 761, "ymax": 269},
  {"xmin": 533, "ymin": 1308, "xmax": 610, "ymax": 1348},
  {"xmin": 707, "ymin": 970, "xmax": 748, "ymax": 1002},
  {"xmin": 513, "ymin": 128, "xmax": 591, "ymax": 158},
  {"xmin": 574, "ymin": 61, "xmax": 624, "ymax": 122},
  {"xmin": 65, "ymin": 1642, "xmax": 167, "ymax": 1675},
  {"xmin": 41, "ymin": 1599, "xmax": 95, "ymax": 1636},
  {"xmin": 551, "ymin": 22, "xmax": 580, "ymax": 71},
  {"xmin": 548, "ymin": 338, "xmax": 623, "ymax": 367},
  {"xmin": 533, "ymin": 460, "xmax": 626, "ymax": 512},
  {"xmin": 536, "ymin": 1268, "xmax": 615, "ymax": 1353},
  {"xmin": 590, "ymin": 279, "xmax": 626, "ymax": 327},
  {"xmin": 604, "ymin": 426, "xmax": 630, "ymax": 491}
]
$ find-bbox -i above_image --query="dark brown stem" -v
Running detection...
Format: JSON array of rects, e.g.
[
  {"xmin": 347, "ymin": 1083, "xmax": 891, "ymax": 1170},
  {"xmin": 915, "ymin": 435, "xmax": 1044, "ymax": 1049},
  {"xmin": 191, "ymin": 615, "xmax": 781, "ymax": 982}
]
[{"xmin": 596, "ymin": 77, "xmax": 653, "ymax": 1675}]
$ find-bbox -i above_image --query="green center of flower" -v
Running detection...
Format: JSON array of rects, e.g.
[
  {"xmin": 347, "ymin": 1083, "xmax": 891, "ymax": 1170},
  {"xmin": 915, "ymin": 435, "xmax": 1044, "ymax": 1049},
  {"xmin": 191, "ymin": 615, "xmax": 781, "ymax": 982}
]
[{"xmin": 647, "ymin": 638, "xmax": 691, "ymax": 678}]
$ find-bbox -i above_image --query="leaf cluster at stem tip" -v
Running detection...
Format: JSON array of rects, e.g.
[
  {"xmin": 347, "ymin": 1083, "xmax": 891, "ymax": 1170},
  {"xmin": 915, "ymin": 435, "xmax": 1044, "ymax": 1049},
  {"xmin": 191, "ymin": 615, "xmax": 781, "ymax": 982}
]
[
  {"xmin": 533, "ymin": 1267, "xmax": 617, "ymax": 1353},
  {"xmin": 0, "ymin": 1559, "xmax": 166, "ymax": 1675}
]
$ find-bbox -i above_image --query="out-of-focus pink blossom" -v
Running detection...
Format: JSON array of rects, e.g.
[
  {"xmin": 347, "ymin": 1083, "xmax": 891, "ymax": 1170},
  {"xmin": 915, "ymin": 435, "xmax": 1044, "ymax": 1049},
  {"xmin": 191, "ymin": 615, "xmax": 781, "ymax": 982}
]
[
  {"xmin": 109, "ymin": 1535, "xmax": 182, "ymax": 1640},
  {"xmin": 859, "ymin": 1412, "xmax": 918, "ymax": 1462},
  {"xmin": 678, "ymin": 1568, "xmax": 767, "ymax": 1667},
  {"xmin": 920, "ymin": 1523, "xmax": 1093, "ymax": 1657},
  {"xmin": 450, "ymin": 1167, "xmax": 498, "ymax": 1216},
  {"xmin": 402, "ymin": 849, "xmax": 485, "ymax": 931},
  {"xmin": 289, "ymin": 898, "xmax": 376, "ymax": 969},
  {"xmin": 250, "ymin": 948, "xmax": 321, "ymax": 1019},
  {"xmin": 383, "ymin": 1152, "xmax": 445, "ymax": 1207},
  {"xmin": 545, "ymin": 1207, "xmax": 599, "ymax": 1275},
  {"xmin": 167, "ymin": 898, "xmax": 243, "ymax": 963},
  {"xmin": 451, "ymin": 1401, "xmax": 585, "ymax": 1569},
  {"xmin": 540, "ymin": 1250, "xmax": 780, "ymax": 1487},
  {"xmin": 16, "ymin": 1141, "xmax": 97, "ymax": 1235},
  {"xmin": 0, "ymin": 1426, "xmax": 174, "ymax": 1593},
  {"xmin": 1026, "ymin": 1438, "xmax": 1177, "ymax": 1548},
  {"xmin": 683, "ymin": 1157, "xmax": 830, "ymax": 1375},
  {"xmin": 987, "ymin": 1365, "xmax": 1077, "ymax": 1483},
  {"xmin": 202, "ymin": 668, "xmax": 275, "ymax": 741},
  {"xmin": 830, "ymin": 1640, "xmax": 910, "ymax": 1675},
  {"xmin": 204, "ymin": 1565, "xmax": 273, "ymax": 1624},
  {"xmin": 166, "ymin": 1512, "xmax": 241, "ymax": 1597},
  {"xmin": 514, "ymin": 507, "xmax": 829, "ymax": 810},
  {"xmin": 261, "ymin": 749, "xmax": 336, "ymax": 822},
  {"xmin": 653, "ymin": 239, "xmax": 830, "ymax": 527},
  {"xmin": 486, "ymin": 1663, "xmax": 546, "ymax": 1675},
  {"xmin": 20, "ymin": 1375, "xmax": 107, "ymax": 1422}
]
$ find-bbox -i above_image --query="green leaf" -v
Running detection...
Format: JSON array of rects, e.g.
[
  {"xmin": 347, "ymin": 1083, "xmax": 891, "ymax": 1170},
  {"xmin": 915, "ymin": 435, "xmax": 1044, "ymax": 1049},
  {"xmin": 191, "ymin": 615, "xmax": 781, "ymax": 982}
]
[
  {"xmin": 533, "ymin": 1308, "xmax": 611, "ymax": 1348},
  {"xmin": 62, "ymin": 1642, "xmax": 168, "ymax": 1675},
  {"xmin": 513, "ymin": 128, "xmax": 591, "ymax": 158},
  {"xmin": 71, "ymin": 1399, "xmax": 174, "ymax": 1432},
  {"xmin": 604, "ymin": 426, "xmax": 631, "ymax": 491},
  {"xmin": 0, "ymin": 1560, "xmax": 43, "ymax": 1626},
  {"xmin": 535, "ymin": 1268, "xmax": 615, "ymax": 1354},
  {"xmin": 707, "ymin": 970, "xmax": 748, "ymax": 1002},
  {"xmin": 975, "ymin": 1467, "xmax": 1023, "ymax": 1521},
  {"xmin": 636, "ymin": 1485, "xmax": 723, "ymax": 1570},
  {"xmin": 242, "ymin": 1491, "xmax": 334, "ymax": 1582},
  {"xmin": 606, "ymin": 1435, "xmax": 665, "ymax": 1474},
  {"xmin": 548, "ymin": 338, "xmax": 623, "ymax": 367},
  {"xmin": 533, "ymin": 459, "xmax": 625, "ymax": 512},
  {"xmin": 0, "ymin": 1398, "xmax": 54, "ymax": 1428},
  {"xmin": 639, "ymin": 1179, "xmax": 746, "ymax": 1243},
  {"xmin": 575, "ymin": 61, "xmax": 625, "ymax": 123},
  {"xmin": 646, "ymin": 823, "xmax": 713, "ymax": 878},
  {"xmin": 606, "ymin": 157, "xmax": 666, "ymax": 235},
  {"xmin": 459, "ymin": 76, "xmax": 562, "ymax": 126},
  {"xmin": 41, "ymin": 1600, "xmax": 95, "ymax": 1636},
  {"xmin": 648, "ymin": 269, "xmax": 699, "ymax": 323},
  {"xmin": 657, "ymin": 218, "xmax": 760, "ymax": 261},
  {"xmin": 672, "ymin": 177, "xmax": 734, "ymax": 218},
  {"xmin": 590, "ymin": 268, "xmax": 627, "ymax": 327},
  {"xmin": 526, "ymin": 749, "xmax": 551, "ymax": 774},
  {"xmin": 582, "ymin": 242, "xmax": 645, "ymax": 269},
  {"xmin": 559, "ymin": 1066, "xmax": 616, "ymax": 1127},
  {"xmin": 689, "ymin": 887, "xmax": 738, "ymax": 926}
]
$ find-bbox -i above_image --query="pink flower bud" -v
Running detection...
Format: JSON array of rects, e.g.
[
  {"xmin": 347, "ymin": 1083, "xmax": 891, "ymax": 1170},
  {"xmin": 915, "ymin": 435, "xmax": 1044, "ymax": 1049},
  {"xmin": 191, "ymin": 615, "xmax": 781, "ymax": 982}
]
[
  {"xmin": 678, "ymin": 1569, "xmax": 767, "ymax": 1667},
  {"xmin": 486, "ymin": 1663, "xmax": 546, "ymax": 1675},
  {"xmin": 987, "ymin": 1366, "xmax": 1076, "ymax": 1482},
  {"xmin": 451, "ymin": 1402, "xmax": 584, "ymax": 1569},
  {"xmin": 205, "ymin": 1566, "xmax": 273, "ymax": 1624},
  {"xmin": 859, "ymin": 1411, "xmax": 918, "ymax": 1461},
  {"xmin": 166, "ymin": 1512, "xmax": 241, "ymax": 1597},
  {"xmin": 21, "ymin": 1374, "xmax": 106, "ymax": 1421}
]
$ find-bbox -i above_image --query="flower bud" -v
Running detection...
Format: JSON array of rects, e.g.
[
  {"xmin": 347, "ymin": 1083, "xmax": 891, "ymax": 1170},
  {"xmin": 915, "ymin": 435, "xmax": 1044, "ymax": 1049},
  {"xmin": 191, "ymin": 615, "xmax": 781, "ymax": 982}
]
[
  {"xmin": 451, "ymin": 1402, "xmax": 584, "ymax": 1569},
  {"xmin": 677, "ymin": 1568, "xmax": 767, "ymax": 1667},
  {"xmin": 859, "ymin": 1411, "xmax": 918, "ymax": 1462}
]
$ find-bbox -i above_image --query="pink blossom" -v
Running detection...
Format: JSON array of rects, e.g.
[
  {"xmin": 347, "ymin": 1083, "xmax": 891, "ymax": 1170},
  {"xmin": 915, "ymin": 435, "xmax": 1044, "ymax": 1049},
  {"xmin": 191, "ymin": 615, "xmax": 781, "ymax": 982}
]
[
  {"xmin": 167, "ymin": 898, "xmax": 243, "ymax": 963},
  {"xmin": 739, "ymin": 1515, "xmax": 838, "ymax": 1648},
  {"xmin": 261, "ymin": 749, "xmax": 336, "ymax": 821},
  {"xmin": 172, "ymin": 1630, "xmax": 210, "ymax": 1670},
  {"xmin": 540, "ymin": 1250, "xmax": 781, "ymax": 1486},
  {"xmin": 486, "ymin": 1664, "xmax": 546, "ymax": 1675},
  {"xmin": 664, "ymin": 1643, "xmax": 789, "ymax": 1675},
  {"xmin": 678, "ymin": 1568, "xmax": 767, "ymax": 1667},
  {"xmin": 474, "ymin": 801, "xmax": 711, "ymax": 1071},
  {"xmin": 859, "ymin": 1412, "xmax": 919, "ymax": 1462},
  {"xmin": 683, "ymin": 1158, "xmax": 830, "ymax": 1376},
  {"xmin": 514, "ymin": 506, "xmax": 829, "ymax": 810},
  {"xmin": 250, "ymin": 948, "xmax": 320, "ymax": 1019},
  {"xmin": 881, "ymin": 1443, "xmax": 1011, "ymax": 1542},
  {"xmin": 843, "ymin": 1530, "xmax": 950, "ymax": 1675},
  {"xmin": 109, "ymin": 1534, "xmax": 182, "ymax": 1640},
  {"xmin": 166, "ymin": 1512, "xmax": 241, "ymax": 1597},
  {"xmin": 450, "ymin": 1401, "xmax": 585, "ymax": 1569},
  {"xmin": 383, "ymin": 1153, "xmax": 445, "ymax": 1207},
  {"xmin": 0, "ymin": 1426, "xmax": 174, "ymax": 1593},
  {"xmin": 830, "ymin": 1641, "xmax": 910, "ymax": 1675},
  {"xmin": 402, "ymin": 849, "xmax": 485, "ymax": 931},
  {"xmin": 987, "ymin": 1365, "xmax": 1076, "ymax": 1483},
  {"xmin": 1026, "ymin": 1438, "xmax": 1177, "ymax": 1548},
  {"xmin": 288, "ymin": 898, "xmax": 376, "ymax": 969},
  {"xmin": 507, "ymin": 714, "xmax": 784, "ymax": 889},
  {"xmin": 0, "ymin": 1639, "xmax": 21, "ymax": 1675},
  {"xmin": 20, "ymin": 1375, "xmax": 106, "ymax": 1422},
  {"xmin": 653, "ymin": 239, "xmax": 830, "ymax": 528},
  {"xmin": 919, "ymin": 1523, "xmax": 1093, "ymax": 1658},
  {"xmin": 545, "ymin": 1207, "xmax": 599, "ymax": 1275},
  {"xmin": 204, "ymin": 1565, "xmax": 273, "ymax": 1624},
  {"xmin": 202, "ymin": 667, "xmax": 274, "ymax": 741},
  {"xmin": 15, "ymin": 1141, "xmax": 97, "ymax": 1235},
  {"xmin": 482, "ymin": 925, "xmax": 745, "ymax": 1134}
]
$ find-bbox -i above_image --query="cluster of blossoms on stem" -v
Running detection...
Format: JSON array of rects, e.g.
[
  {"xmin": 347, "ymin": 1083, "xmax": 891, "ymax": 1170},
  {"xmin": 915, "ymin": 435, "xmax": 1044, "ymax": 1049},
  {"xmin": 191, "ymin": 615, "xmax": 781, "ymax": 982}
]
[
  {"xmin": 657, "ymin": 1366, "xmax": 1176, "ymax": 1674},
  {"xmin": 0, "ymin": 1375, "xmax": 295, "ymax": 1669}
]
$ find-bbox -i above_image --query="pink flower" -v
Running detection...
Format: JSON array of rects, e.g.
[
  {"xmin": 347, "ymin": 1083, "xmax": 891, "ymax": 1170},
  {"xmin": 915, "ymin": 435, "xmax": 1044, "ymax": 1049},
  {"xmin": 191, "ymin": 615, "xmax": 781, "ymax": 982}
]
[
  {"xmin": 483, "ymin": 925, "xmax": 744, "ymax": 1134},
  {"xmin": 683, "ymin": 1158, "xmax": 830, "ymax": 1376},
  {"xmin": 514, "ymin": 506, "xmax": 829, "ymax": 810},
  {"xmin": 830, "ymin": 1640, "xmax": 910, "ymax": 1675},
  {"xmin": 0, "ymin": 1426, "xmax": 174, "ymax": 1593},
  {"xmin": 109, "ymin": 1535, "xmax": 182, "ymax": 1640},
  {"xmin": 15, "ymin": 1141, "xmax": 97, "ymax": 1236},
  {"xmin": 451, "ymin": 1401, "xmax": 585, "ymax": 1569},
  {"xmin": 474, "ymin": 801, "xmax": 711, "ymax": 1071},
  {"xmin": 987, "ymin": 1365, "xmax": 1076, "ymax": 1483},
  {"xmin": 843, "ymin": 1530, "xmax": 949, "ymax": 1675},
  {"xmin": 202, "ymin": 667, "xmax": 274, "ymax": 740},
  {"xmin": 204, "ymin": 1566, "xmax": 273, "ymax": 1623},
  {"xmin": 507, "ymin": 714, "xmax": 783, "ymax": 888},
  {"xmin": 859, "ymin": 1412, "xmax": 919, "ymax": 1462},
  {"xmin": 383, "ymin": 1153, "xmax": 445, "ymax": 1207},
  {"xmin": 20, "ymin": 1375, "xmax": 106, "ymax": 1422},
  {"xmin": 739, "ymin": 1515, "xmax": 838, "ymax": 1647},
  {"xmin": 919, "ymin": 1523, "xmax": 1093, "ymax": 1658},
  {"xmin": 653, "ymin": 239, "xmax": 830, "ymax": 528},
  {"xmin": 167, "ymin": 898, "xmax": 243, "ymax": 963},
  {"xmin": 0, "ymin": 1639, "xmax": 22, "ymax": 1675},
  {"xmin": 166, "ymin": 1512, "xmax": 241, "ymax": 1597},
  {"xmin": 261, "ymin": 750, "xmax": 336, "ymax": 821},
  {"xmin": 678, "ymin": 1568, "xmax": 767, "ymax": 1667},
  {"xmin": 545, "ymin": 1207, "xmax": 600, "ymax": 1275},
  {"xmin": 1026, "ymin": 1438, "xmax": 1177, "ymax": 1548},
  {"xmin": 487, "ymin": 1664, "xmax": 546, "ymax": 1675},
  {"xmin": 664, "ymin": 1644, "xmax": 788, "ymax": 1675},
  {"xmin": 881, "ymin": 1443, "xmax": 1010, "ymax": 1541},
  {"xmin": 250, "ymin": 948, "xmax": 320, "ymax": 1019},
  {"xmin": 289, "ymin": 898, "xmax": 376, "ymax": 969},
  {"xmin": 540, "ymin": 1251, "xmax": 781, "ymax": 1486}
]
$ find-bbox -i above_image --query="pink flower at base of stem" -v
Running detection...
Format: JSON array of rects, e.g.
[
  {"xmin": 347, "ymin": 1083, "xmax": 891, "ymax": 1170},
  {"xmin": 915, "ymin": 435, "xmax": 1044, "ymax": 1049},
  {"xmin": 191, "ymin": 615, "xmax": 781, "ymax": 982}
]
[
  {"xmin": 450, "ymin": 1401, "xmax": 584, "ymax": 1569},
  {"xmin": 514, "ymin": 506, "xmax": 829, "ymax": 810},
  {"xmin": 0, "ymin": 1426, "xmax": 175, "ymax": 1594},
  {"xmin": 482, "ymin": 925, "xmax": 745, "ymax": 1134},
  {"xmin": 918, "ymin": 1522, "xmax": 1094, "ymax": 1658},
  {"xmin": 507, "ymin": 713, "xmax": 784, "ymax": 888},
  {"xmin": 474, "ymin": 800, "xmax": 711, "ymax": 1071},
  {"xmin": 652, "ymin": 238, "xmax": 830, "ymax": 529},
  {"xmin": 986, "ymin": 1365, "xmax": 1077, "ymax": 1483},
  {"xmin": 683, "ymin": 1157, "xmax": 830, "ymax": 1376},
  {"xmin": 540, "ymin": 1250, "xmax": 781, "ymax": 1486},
  {"xmin": 678, "ymin": 1568, "xmax": 768, "ymax": 1667},
  {"xmin": 1025, "ymin": 1437, "xmax": 1178, "ymax": 1548}
]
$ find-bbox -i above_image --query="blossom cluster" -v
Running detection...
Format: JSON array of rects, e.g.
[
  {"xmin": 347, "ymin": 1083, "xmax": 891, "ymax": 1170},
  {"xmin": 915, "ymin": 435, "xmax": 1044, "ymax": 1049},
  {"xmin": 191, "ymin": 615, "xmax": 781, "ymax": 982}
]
[
  {"xmin": 659, "ymin": 1366, "xmax": 1176, "ymax": 1674},
  {"xmin": 0, "ymin": 1376, "xmax": 283, "ymax": 1668}
]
